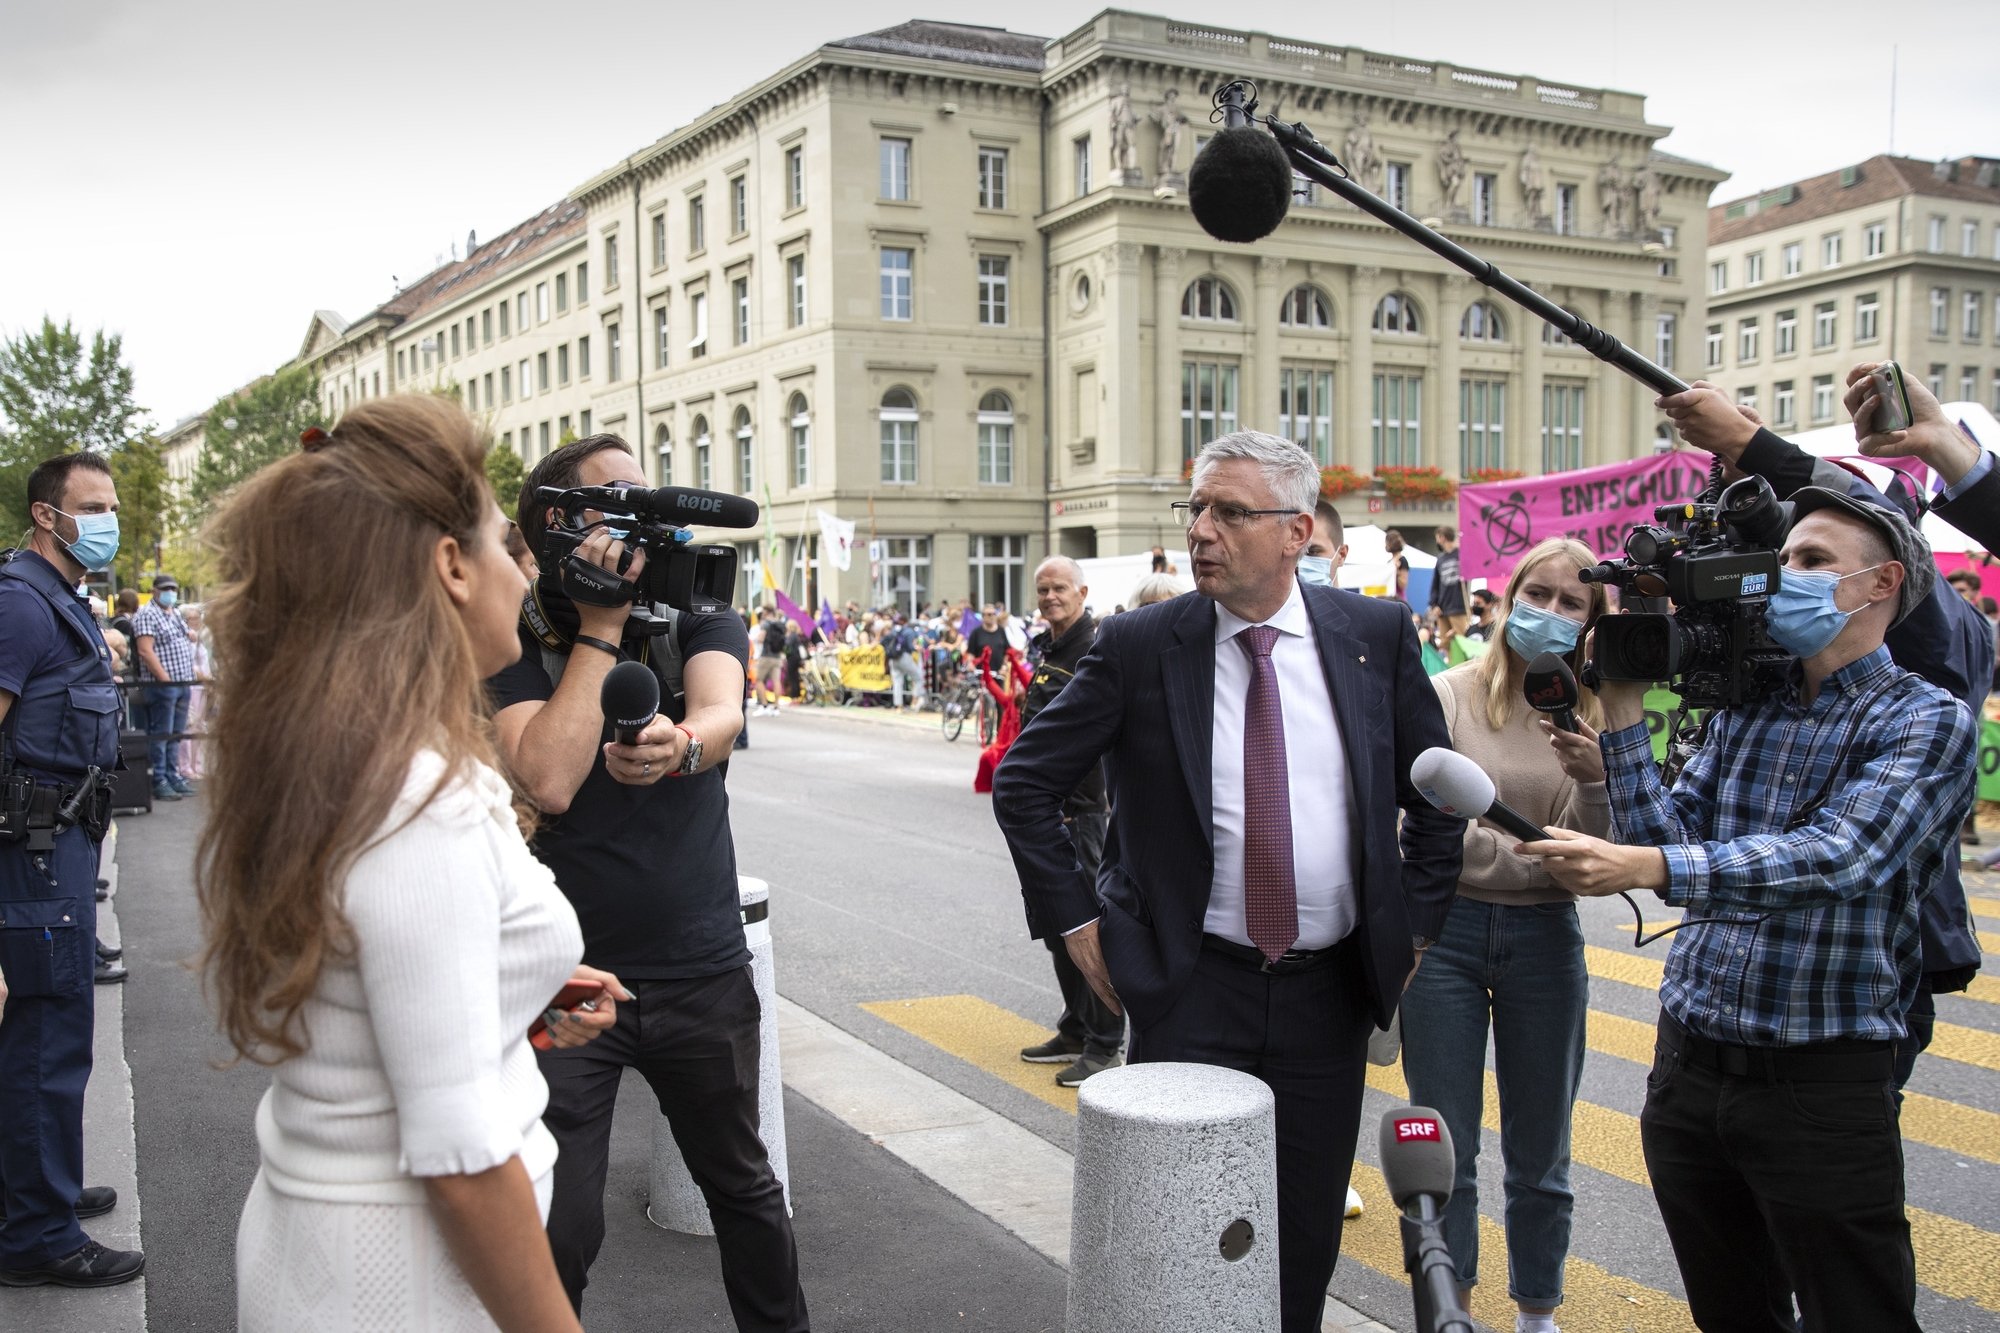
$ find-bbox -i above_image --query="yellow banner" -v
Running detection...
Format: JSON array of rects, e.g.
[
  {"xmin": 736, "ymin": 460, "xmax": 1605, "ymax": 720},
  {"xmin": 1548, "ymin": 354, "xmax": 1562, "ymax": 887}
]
[{"xmin": 838, "ymin": 646, "xmax": 892, "ymax": 693}]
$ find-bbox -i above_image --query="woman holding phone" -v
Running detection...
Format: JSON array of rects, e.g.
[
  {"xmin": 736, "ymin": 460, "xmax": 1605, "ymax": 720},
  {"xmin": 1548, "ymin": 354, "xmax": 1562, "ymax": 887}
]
[{"xmin": 198, "ymin": 396, "xmax": 626, "ymax": 1332}]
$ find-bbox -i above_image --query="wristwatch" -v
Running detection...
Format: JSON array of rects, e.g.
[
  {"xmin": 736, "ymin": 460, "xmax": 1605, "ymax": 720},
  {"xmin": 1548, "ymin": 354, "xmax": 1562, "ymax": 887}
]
[{"xmin": 675, "ymin": 725, "xmax": 703, "ymax": 776}]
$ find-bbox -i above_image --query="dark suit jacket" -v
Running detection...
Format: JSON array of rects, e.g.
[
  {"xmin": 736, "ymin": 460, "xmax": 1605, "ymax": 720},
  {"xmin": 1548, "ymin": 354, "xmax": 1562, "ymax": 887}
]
[
  {"xmin": 991, "ymin": 584, "xmax": 1464, "ymax": 1031},
  {"xmin": 1935, "ymin": 458, "xmax": 2000, "ymax": 555}
]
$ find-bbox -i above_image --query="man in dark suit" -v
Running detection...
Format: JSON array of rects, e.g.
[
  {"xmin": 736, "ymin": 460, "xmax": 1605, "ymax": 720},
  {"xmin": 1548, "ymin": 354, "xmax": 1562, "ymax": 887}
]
[
  {"xmin": 1840, "ymin": 362, "xmax": 2000, "ymax": 553},
  {"xmin": 993, "ymin": 431, "xmax": 1463, "ymax": 1333}
]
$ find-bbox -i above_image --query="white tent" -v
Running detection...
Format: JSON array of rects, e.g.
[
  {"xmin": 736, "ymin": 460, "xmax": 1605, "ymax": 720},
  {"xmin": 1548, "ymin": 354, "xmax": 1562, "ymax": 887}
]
[
  {"xmin": 1336, "ymin": 522, "xmax": 1435, "ymax": 598},
  {"xmin": 1782, "ymin": 401, "xmax": 2000, "ymax": 555},
  {"xmin": 1072, "ymin": 553, "xmax": 1189, "ymax": 614}
]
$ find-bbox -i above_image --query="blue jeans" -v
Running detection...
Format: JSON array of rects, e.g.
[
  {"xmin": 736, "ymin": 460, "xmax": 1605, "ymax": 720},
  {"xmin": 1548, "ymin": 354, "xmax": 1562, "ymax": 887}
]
[
  {"xmin": 1399, "ymin": 896, "xmax": 1588, "ymax": 1308},
  {"xmin": 144, "ymin": 681, "xmax": 190, "ymax": 784}
]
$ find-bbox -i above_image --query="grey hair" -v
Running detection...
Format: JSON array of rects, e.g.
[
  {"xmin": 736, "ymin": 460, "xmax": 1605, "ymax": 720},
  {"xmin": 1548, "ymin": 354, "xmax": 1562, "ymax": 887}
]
[
  {"xmin": 1034, "ymin": 554, "xmax": 1086, "ymax": 586},
  {"xmin": 1129, "ymin": 573, "xmax": 1187, "ymax": 607},
  {"xmin": 1191, "ymin": 431, "xmax": 1319, "ymax": 515}
]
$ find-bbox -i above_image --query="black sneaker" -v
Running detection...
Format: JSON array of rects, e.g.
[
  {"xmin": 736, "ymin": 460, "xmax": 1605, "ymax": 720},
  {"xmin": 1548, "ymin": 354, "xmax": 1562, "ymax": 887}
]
[
  {"xmin": 0, "ymin": 1239, "xmax": 145, "ymax": 1288},
  {"xmin": 1055, "ymin": 1051, "xmax": 1124, "ymax": 1088},
  {"xmin": 94, "ymin": 960, "xmax": 128, "ymax": 986},
  {"xmin": 1020, "ymin": 1034, "xmax": 1086, "ymax": 1064},
  {"xmin": 76, "ymin": 1186, "xmax": 117, "ymax": 1219},
  {"xmin": 95, "ymin": 940, "xmax": 122, "ymax": 963}
]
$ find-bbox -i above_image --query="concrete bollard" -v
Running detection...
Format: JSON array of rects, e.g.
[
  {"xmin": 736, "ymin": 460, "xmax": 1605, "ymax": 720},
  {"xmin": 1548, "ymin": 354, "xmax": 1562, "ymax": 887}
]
[
  {"xmin": 1067, "ymin": 1062, "xmax": 1280, "ymax": 1333},
  {"xmin": 646, "ymin": 875, "xmax": 792, "ymax": 1234}
]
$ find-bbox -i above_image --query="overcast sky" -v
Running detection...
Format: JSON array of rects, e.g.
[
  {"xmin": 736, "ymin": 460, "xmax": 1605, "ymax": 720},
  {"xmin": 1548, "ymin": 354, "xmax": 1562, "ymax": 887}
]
[{"xmin": 3, "ymin": 0, "xmax": 1994, "ymax": 429}]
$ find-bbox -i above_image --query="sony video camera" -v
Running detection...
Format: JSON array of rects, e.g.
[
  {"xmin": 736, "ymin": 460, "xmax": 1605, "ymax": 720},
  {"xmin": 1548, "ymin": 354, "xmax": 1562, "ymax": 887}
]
[
  {"xmin": 1579, "ymin": 474, "xmax": 1792, "ymax": 712},
  {"xmin": 535, "ymin": 482, "xmax": 747, "ymax": 620}
]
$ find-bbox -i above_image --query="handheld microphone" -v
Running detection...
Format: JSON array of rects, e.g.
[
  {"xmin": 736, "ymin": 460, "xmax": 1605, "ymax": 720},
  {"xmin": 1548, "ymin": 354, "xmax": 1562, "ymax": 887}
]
[
  {"xmin": 1523, "ymin": 652, "xmax": 1581, "ymax": 734},
  {"xmin": 600, "ymin": 660, "xmax": 660, "ymax": 746},
  {"xmin": 1411, "ymin": 747, "xmax": 1549, "ymax": 844},
  {"xmin": 1378, "ymin": 1107, "xmax": 1475, "ymax": 1333}
]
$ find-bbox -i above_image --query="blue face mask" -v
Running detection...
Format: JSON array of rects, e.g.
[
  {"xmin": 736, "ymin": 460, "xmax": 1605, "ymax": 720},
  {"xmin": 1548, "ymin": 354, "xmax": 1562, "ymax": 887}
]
[
  {"xmin": 1505, "ymin": 599, "xmax": 1585, "ymax": 661},
  {"xmin": 155, "ymin": 589, "xmax": 179, "ymax": 609},
  {"xmin": 1767, "ymin": 564, "xmax": 1881, "ymax": 659},
  {"xmin": 1298, "ymin": 555, "xmax": 1335, "ymax": 588},
  {"xmin": 52, "ymin": 507, "xmax": 120, "ymax": 570}
]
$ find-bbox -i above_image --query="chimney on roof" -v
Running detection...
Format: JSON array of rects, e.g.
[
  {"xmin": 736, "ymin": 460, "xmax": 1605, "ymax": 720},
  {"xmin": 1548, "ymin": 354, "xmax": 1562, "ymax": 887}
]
[
  {"xmin": 467, "ymin": 229, "xmax": 478, "ymax": 254},
  {"xmin": 1979, "ymin": 162, "xmax": 1997, "ymax": 189}
]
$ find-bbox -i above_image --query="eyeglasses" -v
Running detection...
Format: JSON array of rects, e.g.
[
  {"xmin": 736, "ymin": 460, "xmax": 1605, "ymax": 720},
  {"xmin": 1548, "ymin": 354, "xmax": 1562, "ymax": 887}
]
[{"xmin": 1170, "ymin": 501, "xmax": 1303, "ymax": 531}]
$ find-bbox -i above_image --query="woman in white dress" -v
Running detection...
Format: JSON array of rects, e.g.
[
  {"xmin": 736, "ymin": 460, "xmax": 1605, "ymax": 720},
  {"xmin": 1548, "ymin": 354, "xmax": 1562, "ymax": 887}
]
[{"xmin": 196, "ymin": 395, "xmax": 626, "ymax": 1332}]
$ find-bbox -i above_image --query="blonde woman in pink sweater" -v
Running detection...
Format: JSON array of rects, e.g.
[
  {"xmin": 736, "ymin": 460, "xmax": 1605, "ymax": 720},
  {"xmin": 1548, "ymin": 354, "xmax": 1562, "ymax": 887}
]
[{"xmin": 1399, "ymin": 537, "xmax": 1610, "ymax": 1333}]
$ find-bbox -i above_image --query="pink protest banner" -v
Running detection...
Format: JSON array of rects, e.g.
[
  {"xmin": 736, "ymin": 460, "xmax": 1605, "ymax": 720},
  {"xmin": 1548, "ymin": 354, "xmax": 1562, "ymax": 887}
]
[{"xmin": 1457, "ymin": 451, "xmax": 1716, "ymax": 580}]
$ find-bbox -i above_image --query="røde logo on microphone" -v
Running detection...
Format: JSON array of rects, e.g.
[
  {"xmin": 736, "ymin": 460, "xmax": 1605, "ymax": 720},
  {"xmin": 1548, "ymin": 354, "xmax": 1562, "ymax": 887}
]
[
  {"xmin": 675, "ymin": 494, "xmax": 723, "ymax": 513},
  {"xmin": 1394, "ymin": 1117, "xmax": 1441, "ymax": 1142}
]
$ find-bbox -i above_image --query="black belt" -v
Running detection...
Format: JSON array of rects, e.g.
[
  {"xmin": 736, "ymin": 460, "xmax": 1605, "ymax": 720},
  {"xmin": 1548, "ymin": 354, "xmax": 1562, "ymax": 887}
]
[
  {"xmin": 1658, "ymin": 1012, "xmax": 1895, "ymax": 1083},
  {"xmin": 1202, "ymin": 932, "xmax": 1352, "ymax": 975}
]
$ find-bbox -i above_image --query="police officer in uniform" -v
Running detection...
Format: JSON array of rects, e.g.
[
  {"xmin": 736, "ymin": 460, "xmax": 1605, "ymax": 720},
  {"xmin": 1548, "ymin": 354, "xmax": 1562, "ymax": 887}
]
[{"xmin": 0, "ymin": 452, "xmax": 144, "ymax": 1288}]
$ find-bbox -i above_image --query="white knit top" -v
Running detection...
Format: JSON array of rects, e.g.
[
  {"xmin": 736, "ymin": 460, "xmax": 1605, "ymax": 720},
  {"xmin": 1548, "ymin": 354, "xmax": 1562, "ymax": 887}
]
[{"xmin": 253, "ymin": 751, "xmax": 583, "ymax": 1204}]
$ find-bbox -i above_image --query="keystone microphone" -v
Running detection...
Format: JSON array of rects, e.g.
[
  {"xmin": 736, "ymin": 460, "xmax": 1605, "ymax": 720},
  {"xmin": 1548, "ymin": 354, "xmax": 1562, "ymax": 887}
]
[
  {"xmin": 1411, "ymin": 747, "xmax": 1549, "ymax": 845},
  {"xmin": 1378, "ymin": 1107, "xmax": 1476, "ymax": 1333},
  {"xmin": 600, "ymin": 660, "xmax": 660, "ymax": 746},
  {"xmin": 1523, "ymin": 651, "xmax": 1582, "ymax": 734}
]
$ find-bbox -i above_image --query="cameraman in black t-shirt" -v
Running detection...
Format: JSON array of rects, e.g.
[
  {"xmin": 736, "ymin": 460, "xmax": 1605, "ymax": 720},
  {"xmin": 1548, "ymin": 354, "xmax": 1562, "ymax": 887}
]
[{"xmin": 488, "ymin": 435, "xmax": 807, "ymax": 1332}]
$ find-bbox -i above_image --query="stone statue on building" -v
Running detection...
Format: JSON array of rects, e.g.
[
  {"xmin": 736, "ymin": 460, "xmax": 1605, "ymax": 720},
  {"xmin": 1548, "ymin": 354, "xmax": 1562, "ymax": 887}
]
[
  {"xmin": 1152, "ymin": 88, "xmax": 1191, "ymax": 191},
  {"xmin": 1343, "ymin": 112, "xmax": 1382, "ymax": 191},
  {"xmin": 1109, "ymin": 83, "xmax": 1141, "ymax": 184},
  {"xmin": 1597, "ymin": 160, "xmax": 1629, "ymax": 235},
  {"xmin": 1632, "ymin": 162, "xmax": 1663, "ymax": 235},
  {"xmin": 1436, "ymin": 129, "xmax": 1468, "ymax": 215},
  {"xmin": 1519, "ymin": 145, "xmax": 1547, "ymax": 225}
]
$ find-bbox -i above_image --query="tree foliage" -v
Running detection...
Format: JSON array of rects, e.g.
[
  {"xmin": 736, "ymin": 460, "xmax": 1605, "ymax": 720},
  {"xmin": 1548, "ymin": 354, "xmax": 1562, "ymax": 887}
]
[
  {"xmin": 485, "ymin": 441, "xmax": 527, "ymax": 518},
  {"xmin": 0, "ymin": 318, "xmax": 145, "ymax": 533},
  {"xmin": 191, "ymin": 364, "xmax": 325, "ymax": 509},
  {"xmin": 108, "ymin": 433, "xmax": 174, "ymax": 591}
]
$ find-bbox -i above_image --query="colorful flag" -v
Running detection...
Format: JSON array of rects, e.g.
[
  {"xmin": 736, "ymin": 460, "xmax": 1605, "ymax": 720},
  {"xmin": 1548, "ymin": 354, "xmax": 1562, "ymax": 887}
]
[
  {"xmin": 773, "ymin": 587, "xmax": 815, "ymax": 638},
  {"xmin": 817, "ymin": 508, "xmax": 856, "ymax": 571},
  {"xmin": 817, "ymin": 597, "xmax": 839, "ymax": 639},
  {"xmin": 959, "ymin": 605, "xmax": 980, "ymax": 639}
]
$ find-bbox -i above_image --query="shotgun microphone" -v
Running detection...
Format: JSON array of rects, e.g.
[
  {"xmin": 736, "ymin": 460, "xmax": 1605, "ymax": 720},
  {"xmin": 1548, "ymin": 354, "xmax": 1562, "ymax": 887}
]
[
  {"xmin": 1378, "ymin": 1107, "xmax": 1476, "ymax": 1333},
  {"xmin": 1523, "ymin": 652, "xmax": 1582, "ymax": 733},
  {"xmin": 1411, "ymin": 747, "xmax": 1549, "ymax": 844},
  {"xmin": 600, "ymin": 659, "xmax": 660, "ymax": 746}
]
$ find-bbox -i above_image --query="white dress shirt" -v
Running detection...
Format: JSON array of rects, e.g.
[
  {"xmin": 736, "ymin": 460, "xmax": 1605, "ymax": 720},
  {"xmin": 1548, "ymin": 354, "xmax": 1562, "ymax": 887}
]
[{"xmin": 1206, "ymin": 581, "xmax": 1358, "ymax": 950}]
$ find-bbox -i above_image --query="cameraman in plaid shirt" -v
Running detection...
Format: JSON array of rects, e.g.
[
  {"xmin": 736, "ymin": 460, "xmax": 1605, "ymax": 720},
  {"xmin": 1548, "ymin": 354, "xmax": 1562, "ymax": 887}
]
[{"xmin": 1520, "ymin": 489, "xmax": 1976, "ymax": 1333}]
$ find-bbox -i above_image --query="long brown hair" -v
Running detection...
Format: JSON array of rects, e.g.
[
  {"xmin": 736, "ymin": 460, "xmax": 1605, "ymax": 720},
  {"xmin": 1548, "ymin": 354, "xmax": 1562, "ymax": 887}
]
[
  {"xmin": 197, "ymin": 395, "xmax": 502, "ymax": 1064},
  {"xmin": 1472, "ymin": 536, "xmax": 1609, "ymax": 731}
]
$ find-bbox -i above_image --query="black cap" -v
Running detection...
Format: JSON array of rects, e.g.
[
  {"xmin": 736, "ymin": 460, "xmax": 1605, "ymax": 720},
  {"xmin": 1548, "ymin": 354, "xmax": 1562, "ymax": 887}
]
[
  {"xmin": 151, "ymin": 573, "xmax": 178, "ymax": 590},
  {"xmin": 1786, "ymin": 486, "xmax": 1933, "ymax": 626}
]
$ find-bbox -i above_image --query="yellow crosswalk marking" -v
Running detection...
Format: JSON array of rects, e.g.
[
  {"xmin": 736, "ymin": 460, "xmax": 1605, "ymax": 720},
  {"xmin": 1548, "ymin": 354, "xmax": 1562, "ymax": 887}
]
[
  {"xmin": 1967, "ymin": 894, "xmax": 2000, "ymax": 921},
  {"xmin": 1981, "ymin": 929, "xmax": 2000, "ymax": 955},
  {"xmin": 1964, "ymin": 975, "xmax": 2000, "ymax": 1006},
  {"xmin": 859, "ymin": 995, "xmax": 1078, "ymax": 1113}
]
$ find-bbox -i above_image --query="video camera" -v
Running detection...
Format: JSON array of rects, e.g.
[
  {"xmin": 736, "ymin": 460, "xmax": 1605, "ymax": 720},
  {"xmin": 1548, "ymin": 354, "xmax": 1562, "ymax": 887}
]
[
  {"xmin": 535, "ymin": 482, "xmax": 749, "ymax": 622},
  {"xmin": 1579, "ymin": 472, "xmax": 1792, "ymax": 713}
]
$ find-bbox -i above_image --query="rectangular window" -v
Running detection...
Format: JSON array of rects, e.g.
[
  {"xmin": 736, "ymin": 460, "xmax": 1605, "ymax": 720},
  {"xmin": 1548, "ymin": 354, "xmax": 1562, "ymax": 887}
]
[
  {"xmin": 483, "ymin": 372, "xmax": 494, "ymax": 406},
  {"xmin": 1775, "ymin": 309, "xmax": 1797, "ymax": 357},
  {"xmin": 604, "ymin": 235, "xmax": 619, "ymax": 289},
  {"xmin": 787, "ymin": 254, "xmax": 806, "ymax": 328},
  {"xmin": 1181, "ymin": 361, "xmax": 1241, "ymax": 465},
  {"xmin": 577, "ymin": 335, "xmax": 590, "ymax": 378},
  {"xmin": 1386, "ymin": 162, "xmax": 1410, "ymax": 212},
  {"xmin": 978, "ymin": 146, "xmax": 1009, "ymax": 209},
  {"xmin": 1928, "ymin": 364, "xmax": 1945, "ymax": 398},
  {"xmin": 576, "ymin": 262, "xmax": 587, "ymax": 298},
  {"xmin": 450, "ymin": 325, "xmax": 460, "ymax": 358},
  {"xmin": 1781, "ymin": 242, "xmax": 1802, "ymax": 277},
  {"xmin": 559, "ymin": 415, "xmax": 571, "ymax": 441},
  {"xmin": 518, "ymin": 358, "xmax": 531, "ymax": 399},
  {"xmin": 539, "ymin": 421, "xmax": 551, "ymax": 456},
  {"xmin": 1459, "ymin": 378, "xmax": 1506, "ymax": 475},
  {"xmin": 465, "ymin": 380, "xmax": 476, "ymax": 411},
  {"xmin": 689, "ymin": 196, "xmax": 705, "ymax": 252},
  {"xmin": 1278, "ymin": 367, "xmax": 1336, "ymax": 466},
  {"xmin": 555, "ymin": 272, "xmax": 568, "ymax": 314},
  {"xmin": 1073, "ymin": 135, "xmax": 1092, "ymax": 197},
  {"xmin": 498, "ymin": 302, "xmax": 510, "ymax": 337},
  {"xmin": 467, "ymin": 317, "xmax": 476, "ymax": 352},
  {"xmin": 1541, "ymin": 383, "xmax": 1584, "ymax": 473},
  {"xmin": 1555, "ymin": 183, "xmax": 1578, "ymax": 236},
  {"xmin": 536, "ymin": 351, "xmax": 549, "ymax": 392},
  {"xmin": 1963, "ymin": 220, "xmax": 1979, "ymax": 257},
  {"xmin": 501, "ymin": 365, "xmax": 512, "ymax": 403},
  {"xmin": 1964, "ymin": 291, "xmax": 1982, "ymax": 341},
  {"xmin": 1962, "ymin": 366, "xmax": 1979, "ymax": 401},
  {"xmin": 977, "ymin": 255, "xmax": 1010, "ymax": 326},
  {"xmin": 790, "ymin": 400, "xmax": 810, "ymax": 486},
  {"xmin": 1738, "ymin": 318, "xmax": 1760, "ymax": 362},
  {"xmin": 1371, "ymin": 372, "xmax": 1423, "ymax": 468},
  {"xmin": 1822, "ymin": 232, "xmax": 1843, "ymax": 267},
  {"xmin": 607, "ymin": 324, "xmax": 622, "ymax": 381},
  {"xmin": 1864, "ymin": 221, "xmax": 1886, "ymax": 258},
  {"xmin": 968, "ymin": 535, "xmax": 1025, "ymax": 609},
  {"xmin": 1472, "ymin": 173, "xmax": 1497, "ymax": 226},
  {"xmin": 1705, "ymin": 322, "xmax": 1724, "ymax": 368},
  {"xmin": 1709, "ymin": 261, "xmax": 1728, "ymax": 294},
  {"xmin": 1856, "ymin": 293, "xmax": 1880, "ymax": 342},
  {"xmin": 517, "ymin": 292, "xmax": 529, "ymax": 330},
  {"xmin": 1655, "ymin": 312, "xmax": 1677, "ymax": 370},
  {"xmin": 1813, "ymin": 302, "xmax": 1837, "ymax": 348},
  {"xmin": 730, "ymin": 175, "xmax": 747, "ymax": 235},
  {"xmin": 1745, "ymin": 251, "xmax": 1764, "ymax": 285},
  {"xmin": 736, "ymin": 417, "xmax": 753, "ymax": 493},
  {"xmin": 557, "ymin": 343, "xmax": 570, "ymax": 386},
  {"xmin": 879, "ymin": 137, "xmax": 912, "ymax": 200},
  {"xmin": 976, "ymin": 403, "xmax": 1014, "ymax": 486},
  {"xmin": 654, "ymin": 307, "xmax": 670, "ymax": 369},
  {"xmin": 536, "ymin": 282, "xmax": 549, "ymax": 323},
  {"xmin": 1773, "ymin": 380, "xmax": 1796, "ymax": 427},
  {"xmin": 785, "ymin": 145, "xmax": 804, "ymax": 209},
  {"xmin": 690, "ymin": 292, "xmax": 708, "ymax": 357},
  {"xmin": 1737, "ymin": 386, "xmax": 1758, "ymax": 415},
  {"xmin": 872, "ymin": 537, "xmax": 931, "ymax": 617},
  {"xmin": 1811, "ymin": 374, "xmax": 1835, "ymax": 422},
  {"xmin": 880, "ymin": 247, "xmax": 913, "ymax": 321},
  {"xmin": 732, "ymin": 276, "xmax": 750, "ymax": 345},
  {"xmin": 652, "ymin": 213, "xmax": 667, "ymax": 267},
  {"xmin": 1931, "ymin": 286, "xmax": 1950, "ymax": 336},
  {"xmin": 482, "ymin": 309, "xmax": 493, "ymax": 344},
  {"xmin": 879, "ymin": 400, "xmax": 918, "ymax": 484}
]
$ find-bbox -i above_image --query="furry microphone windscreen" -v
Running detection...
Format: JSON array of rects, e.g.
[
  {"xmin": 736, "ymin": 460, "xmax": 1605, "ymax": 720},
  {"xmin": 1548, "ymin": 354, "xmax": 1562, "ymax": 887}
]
[{"xmin": 1187, "ymin": 126, "xmax": 1293, "ymax": 244}]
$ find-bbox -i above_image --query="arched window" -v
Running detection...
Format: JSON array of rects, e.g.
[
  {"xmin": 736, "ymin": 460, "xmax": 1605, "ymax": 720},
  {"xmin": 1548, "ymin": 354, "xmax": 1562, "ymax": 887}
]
[
  {"xmin": 692, "ymin": 414, "xmax": 712, "ymax": 490},
  {"xmin": 1181, "ymin": 276, "xmax": 1238, "ymax": 322},
  {"xmin": 1460, "ymin": 301, "xmax": 1506, "ymax": 342},
  {"xmin": 1372, "ymin": 292, "xmax": 1422, "ymax": 335},
  {"xmin": 976, "ymin": 390, "xmax": 1014, "ymax": 486},
  {"xmin": 880, "ymin": 388, "xmax": 918, "ymax": 484},
  {"xmin": 733, "ymin": 404, "xmax": 753, "ymax": 494},
  {"xmin": 1278, "ymin": 284, "xmax": 1333, "ymax": 329},
  {"xmin": 655, "ymin": 422, "xmax": 673, "ymax": 486},
  {"xmin": 1543, "ymin": 310, "xmax": 1582, "ymax": 347},
  {"xmin": 788, "ymin": 392, "xmax": 810, "ymax": 488}
]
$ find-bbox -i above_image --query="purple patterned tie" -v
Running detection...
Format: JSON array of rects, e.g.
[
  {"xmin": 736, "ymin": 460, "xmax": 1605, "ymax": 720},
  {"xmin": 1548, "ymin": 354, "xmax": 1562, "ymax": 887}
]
[{"xmin": 1237, "ymin": 625, "xmax": 1297, "ymax": 962}]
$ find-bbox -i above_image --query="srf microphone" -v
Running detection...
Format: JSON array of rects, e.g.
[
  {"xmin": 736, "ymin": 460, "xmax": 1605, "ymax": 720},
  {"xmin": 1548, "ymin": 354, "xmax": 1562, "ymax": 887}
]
[
  {"xmin": 600, "ymin": 660, "xmax": 659, "ymax": 746},
  {"xmin": 1378, "ymin": 1107, "xmax": 1475, "ymax": 1333},
  {"xmin": 1187, "ymin": 125, "xmax": 1293, "ymax": 244},
  {"xmin": 1411, "ymin": 747, "xmax": 1548, "ymax": 844},
  {"xmin": 1523, "ymin": 651, "xmax": 1581, "ymax": 734}
]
